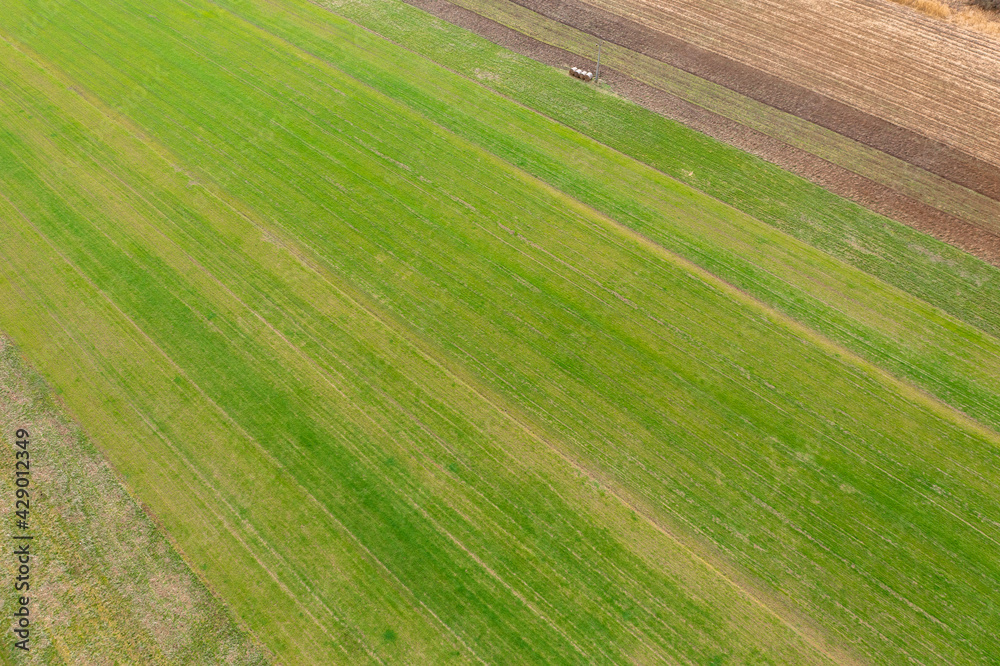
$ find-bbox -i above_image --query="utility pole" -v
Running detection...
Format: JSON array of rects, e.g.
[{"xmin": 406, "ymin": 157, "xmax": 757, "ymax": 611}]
[{"xmin": 595, "ymin": 40, "xmax": 601, "ymax": 84}]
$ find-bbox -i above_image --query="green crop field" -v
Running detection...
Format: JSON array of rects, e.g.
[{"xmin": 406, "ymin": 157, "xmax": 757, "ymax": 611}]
[
  {"xmin": 0, "ymin": 336, "xmax": 268, "ymax": 664},
  {"xmin": 1, "ymin": 0, "xmax": 999, "ymax": 663},
  {"xmin": 327, "ymin": 0, "xmax": 1000, "ymax": 340}
]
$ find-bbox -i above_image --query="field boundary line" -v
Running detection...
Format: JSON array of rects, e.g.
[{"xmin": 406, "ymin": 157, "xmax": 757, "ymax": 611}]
[
  {"xmin": 301, "ymin": 0, "xmax": 1000, "ymax": 333},
  {"xmin": 303, "ymin": 0, "xmax": 1000, "ymax": 446},
  {"xmin": 0, "ymin": 188, "xmax": 381, "ymax": 663},
  {"xmin": 407, "ymin": 0, "xmax": 1000, "ymax": 246},
  {"xmin": 288, "ymin": 0, "xmax": 1000, "ymax": 450},
  {"xmin": 0, "ymin": 220, "xmax": 332, "ymax": 661},
  {"xmin": 505, "ymin": 0, "xmax": 1000, "ymax": 196}
]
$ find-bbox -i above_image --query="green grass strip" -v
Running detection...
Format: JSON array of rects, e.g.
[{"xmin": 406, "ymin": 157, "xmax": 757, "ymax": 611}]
[
  {"xmin": 317, "ymin": 0, "xmax": 1000, "ymax": 341},
  {"xmin": 204, "ymin": 0, "xmax": 1000, "ymax": 471}
]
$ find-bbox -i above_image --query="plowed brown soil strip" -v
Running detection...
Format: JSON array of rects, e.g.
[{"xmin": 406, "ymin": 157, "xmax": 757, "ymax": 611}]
[
  {"xmin": 506, "ymin": 0, "xmax": 1000, "ymax": 202},
  {"xmin": 399, "ymin": 0, "xmax": 1000, "ymax": 266},
  {"xmin": 575, "ymin": 0, "xmax": 1000, "ymax": 168},
  {"xmin": 667, "ymin": 0, "xmax": 1000, "ymax": 160}
]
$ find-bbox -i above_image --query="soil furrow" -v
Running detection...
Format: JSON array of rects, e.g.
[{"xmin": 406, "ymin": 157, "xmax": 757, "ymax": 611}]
[{"xmin": 506, "ymin": 0, "xmax": 1000, "ymax": 199}]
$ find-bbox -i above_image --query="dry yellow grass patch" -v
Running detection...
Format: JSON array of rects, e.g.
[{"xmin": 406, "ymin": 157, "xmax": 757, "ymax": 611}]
[
  {"xmin": 0, "ymin": 335, "xmax": 270, "ymax": 664},
  {"xmin": 954, "ymin": 6, "xmax": 1000, "ymax": 36},
  {"xmin": 891, "ymin": 0, "xmax": 953, "ymax": 18},
  {"xmin": 887, "ymin": 0, "xmax": 1000, "ymax": 37}
]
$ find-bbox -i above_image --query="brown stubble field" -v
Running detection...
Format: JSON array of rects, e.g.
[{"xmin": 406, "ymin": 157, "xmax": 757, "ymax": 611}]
[{"xmin": 574, "ymin": 0, "xmax": 1000, "ymax": 170}]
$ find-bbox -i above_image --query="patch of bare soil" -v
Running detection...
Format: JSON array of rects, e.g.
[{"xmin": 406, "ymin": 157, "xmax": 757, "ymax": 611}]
[
  {"xmin": 400, "ymin": 0, "xmax": 1000, "ymax": 266},
  {"xmin": 575, "ymin": 0, "xmax": 1000, "ymax": 162}
]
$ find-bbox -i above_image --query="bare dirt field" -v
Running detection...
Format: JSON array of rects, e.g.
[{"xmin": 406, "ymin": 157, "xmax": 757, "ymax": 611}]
[{"xmin": 568, "ymin": 0, "xmax": 1000, "ymax": 172}]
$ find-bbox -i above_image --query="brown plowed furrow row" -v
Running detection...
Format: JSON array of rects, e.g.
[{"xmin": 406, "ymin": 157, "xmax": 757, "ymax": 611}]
[
  {"xmin": 508, "ymin": 0, "xmax": 1000, "ymax": 201},
  {"xmin": 615, "ymin": 0, "xmax": 1000, "ymax": 150},
  {"xmin": 609, "ymin": 0, "xmax": 1000, "ymax": 156},
  {"xmin": 613, "ymin": 0, "xmax": 1000, "ymax": 116},
  {"xmin": 584, "ymin": 0, "xmax": 1000, "ymax": 167}
]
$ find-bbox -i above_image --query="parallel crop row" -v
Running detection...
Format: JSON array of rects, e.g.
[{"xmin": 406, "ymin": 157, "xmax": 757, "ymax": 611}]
[{"xmin": 0, "ymin": 0, "xmax": 998, "ymax": 663}]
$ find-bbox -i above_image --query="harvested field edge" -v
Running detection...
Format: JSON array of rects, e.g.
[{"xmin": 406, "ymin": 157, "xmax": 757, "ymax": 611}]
[
  {"xmin": 503, "ymin": 0, "xmax": 1000, "ymax": 202},
  {"xmin": 398, "ymin": 0, "xmax": 1000, "ymax": 266}
]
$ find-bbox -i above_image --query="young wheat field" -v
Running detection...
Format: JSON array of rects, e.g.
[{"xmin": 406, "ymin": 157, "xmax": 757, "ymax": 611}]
[{"xmin": 1, "ymin": 0, "xmax": 999, "ymax": 663}]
